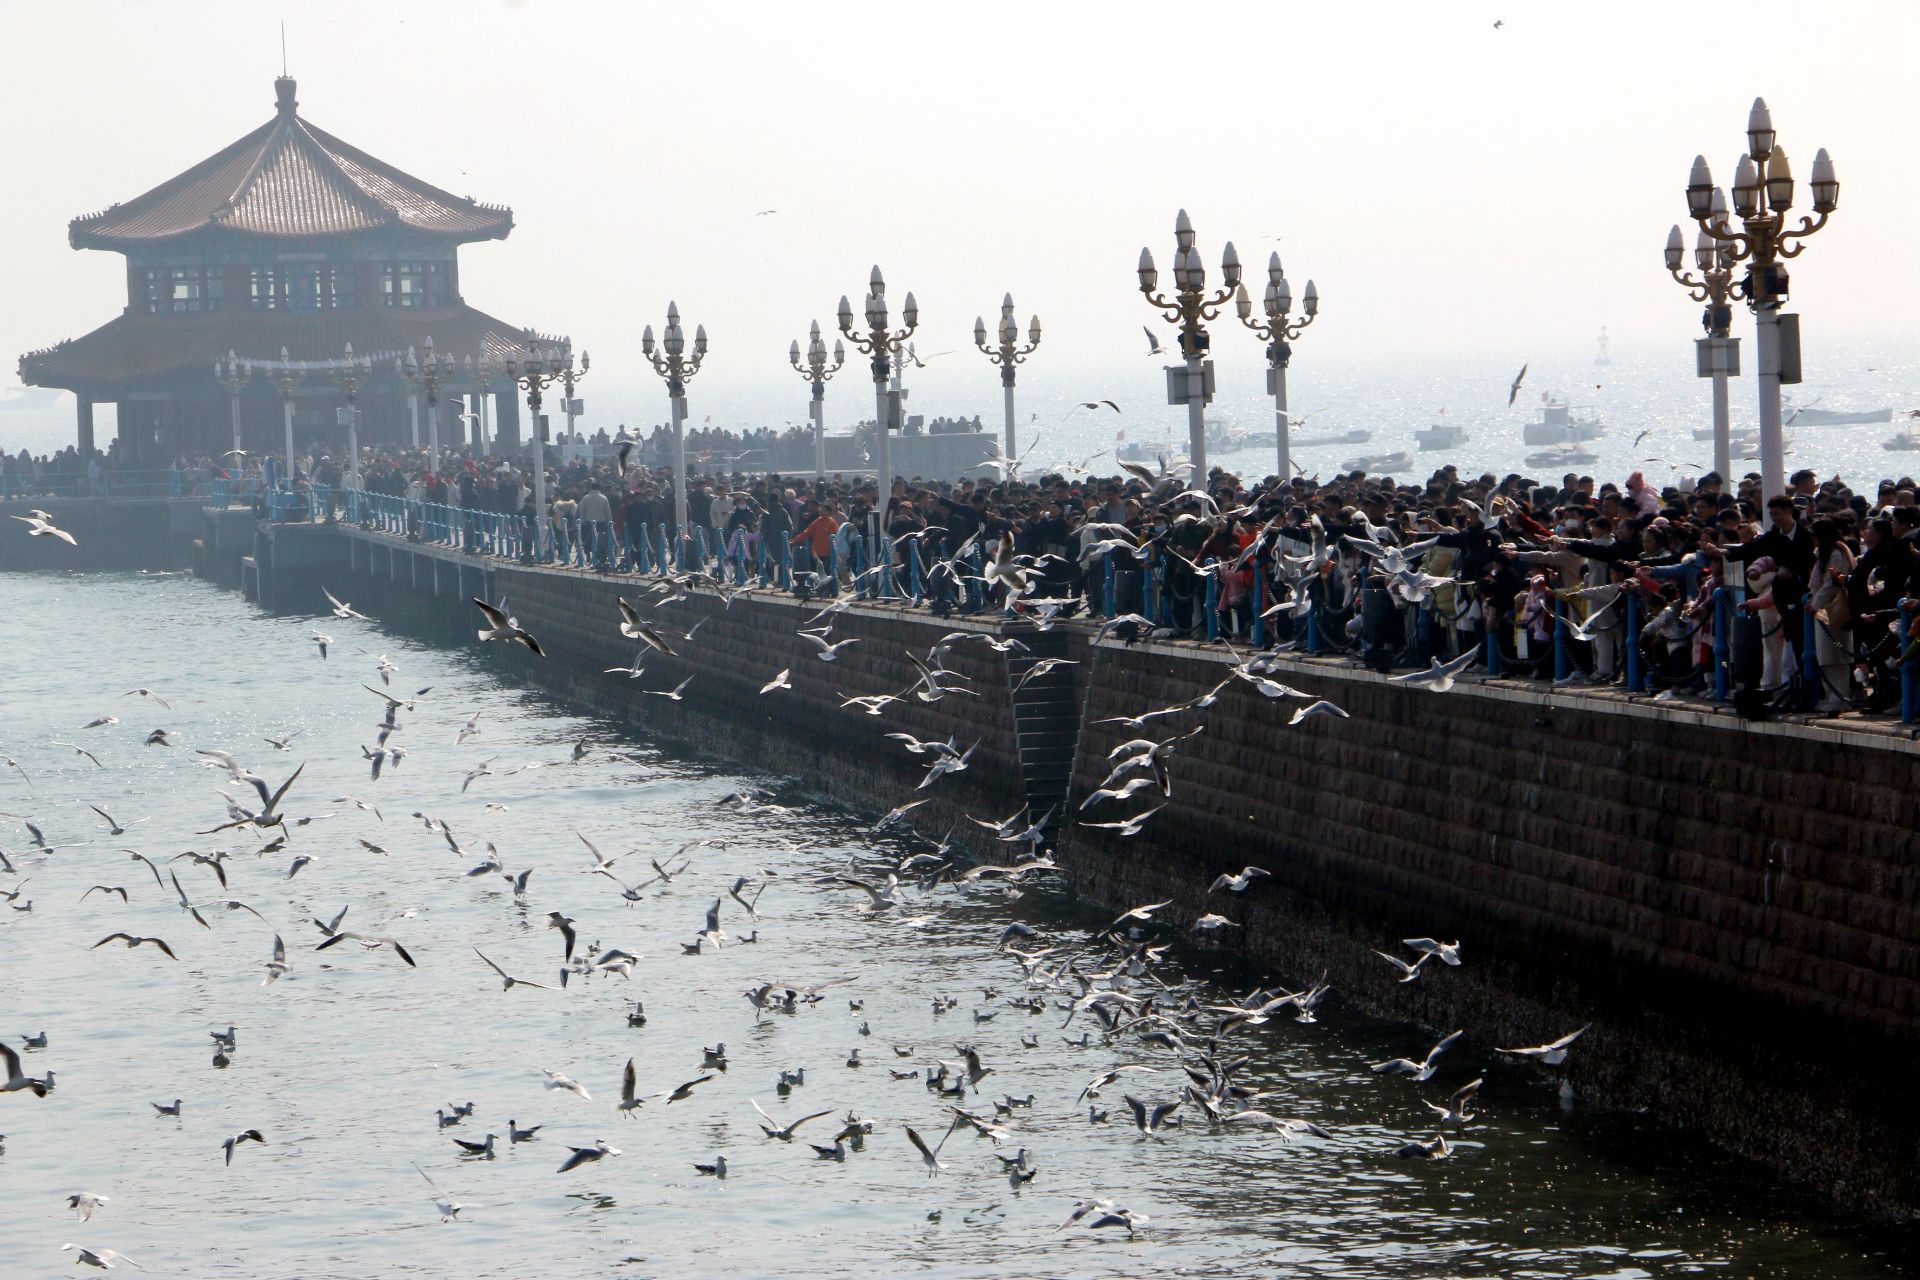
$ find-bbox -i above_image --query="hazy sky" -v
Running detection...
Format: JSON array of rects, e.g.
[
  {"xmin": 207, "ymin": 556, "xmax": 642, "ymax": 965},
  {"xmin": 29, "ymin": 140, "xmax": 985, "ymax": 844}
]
[{"xmin": 5, "ymin": 0, "xmax": 1918, "ymax": 424}]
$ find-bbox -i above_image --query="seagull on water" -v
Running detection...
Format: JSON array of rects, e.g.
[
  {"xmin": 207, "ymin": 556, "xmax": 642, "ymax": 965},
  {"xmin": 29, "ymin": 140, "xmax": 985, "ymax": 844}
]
[
  {"xmin": 451, "ymin": 1132, "xmax": 498, "ymax": 1159},
  {"xmin": 1123, "ymin": 1094, "xmax": 1183, "ymax": 1135},
  {"xmin": 509, "ymin": 1119, "xmax": 543, "ymax": 1143},
  {"xmin": 152, "ymin": 1099, "xmax": 183, "ymax": 1117}
]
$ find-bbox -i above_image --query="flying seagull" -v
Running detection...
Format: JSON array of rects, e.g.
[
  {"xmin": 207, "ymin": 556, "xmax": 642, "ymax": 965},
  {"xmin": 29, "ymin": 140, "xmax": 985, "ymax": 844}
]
[
  {"xmin": 473, "ymin": 597, "xmax": 544, "ymax": 656},
  {"xmin": 1507, "ymin": 363, "xmax": 1529, "ymax": 407}
]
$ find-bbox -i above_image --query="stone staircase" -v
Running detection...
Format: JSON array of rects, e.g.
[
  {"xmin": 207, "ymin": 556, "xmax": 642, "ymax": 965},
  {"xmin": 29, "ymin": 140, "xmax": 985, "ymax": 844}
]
[{"xmin": 1005, "ymin": 630, "xmax": 1082, "ymax": 836}]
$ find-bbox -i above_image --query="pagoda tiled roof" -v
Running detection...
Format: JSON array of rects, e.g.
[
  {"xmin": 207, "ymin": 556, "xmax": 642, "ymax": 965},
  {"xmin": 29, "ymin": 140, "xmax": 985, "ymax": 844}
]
[
  {"xmin": 19, "ymin": 304, "xmax": 558, "ymax": 393},
  {"xmin": 68, "ymin": 78, "xmax": 511, "ymax": 250}
]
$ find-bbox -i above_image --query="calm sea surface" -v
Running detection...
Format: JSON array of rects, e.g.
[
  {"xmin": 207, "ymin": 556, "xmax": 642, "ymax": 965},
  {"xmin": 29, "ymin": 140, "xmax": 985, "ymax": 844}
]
[{"xmin": 0, "ymin": 571, "xmax": 1913, "ymax": 1278}]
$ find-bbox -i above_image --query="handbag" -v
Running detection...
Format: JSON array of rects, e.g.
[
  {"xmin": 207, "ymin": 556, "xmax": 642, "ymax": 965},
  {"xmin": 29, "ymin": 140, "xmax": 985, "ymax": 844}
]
[{"xmin": 1816, "ymin": 549, "xmax": 1855, "ymax": 629}]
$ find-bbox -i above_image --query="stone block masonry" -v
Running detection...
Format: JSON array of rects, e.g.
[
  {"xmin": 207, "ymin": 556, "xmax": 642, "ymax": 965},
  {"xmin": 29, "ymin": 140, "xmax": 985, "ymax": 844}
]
[{"xmin": 1063, "ymin": 636, "xmax": 1920, "ymax": 1209}]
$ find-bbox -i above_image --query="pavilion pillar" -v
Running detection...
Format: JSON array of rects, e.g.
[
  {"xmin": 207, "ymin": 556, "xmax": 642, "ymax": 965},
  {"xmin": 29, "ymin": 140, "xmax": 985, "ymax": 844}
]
[
  {"xmin": 495, "ymin": 389, "xmax": 521, "ymax": 448},
  {"xmin": 76, "ymin": 394, "xmax": 96, "ymax": 457}
]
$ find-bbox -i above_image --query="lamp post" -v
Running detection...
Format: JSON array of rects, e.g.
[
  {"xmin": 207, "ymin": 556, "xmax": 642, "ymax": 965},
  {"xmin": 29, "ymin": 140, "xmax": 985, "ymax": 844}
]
[
  {"xmin": 396, "ymin": 337, "xmax": 459, "ymax": 473},
  {"xmin": 504, "ymin": 336, "xmax": 577, "ymax": 561},
  {"xmin": 213, "ymin": 349, "xmax": 252, "ymax": 461},
  {"xmin": 261, "ymin": 346, "xmax": 305, "ymax": 485},
  {"xmin": 558, "ymin": 344, "xmax": 589, "ymax": 459},
  {"xmin": 1665, "ymin": 223, "xmax": 1746, "ymax": 481},
  {"xmin": 1138, "ymin": 209, "xmax": 1240, "ymax": 483},
  {"xmin": 1684, "ymin": 97, "xmax": 1839, "ymax": 497},
  {"xmin": 790, "ymin": 320, "xmax": 845, "ymax": 482},
  {"xmin": 464, "ymin": 353, "xmax": 503, "ymax": 457},
  {"xmin": 1234, "ymin": 255, "xmax": 1318, "ymax": 481},
  {"xmin": 974, "ymin": 294, "xmax": 1041, "ymax": 465},
  {"xmin": 641, "ymin": 303, "xmax": 706, "ymax": 563},
  {"xmin": 322, "ymin": 343, "xmax": 372, "ymax": 486},
  {"xmin": 838, "ymin": 265, "xmax": 917, "ymax": 543}
]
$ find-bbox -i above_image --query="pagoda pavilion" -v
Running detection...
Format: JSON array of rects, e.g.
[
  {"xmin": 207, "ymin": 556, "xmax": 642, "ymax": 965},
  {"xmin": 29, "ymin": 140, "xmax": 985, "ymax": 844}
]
[{"xmin": 18, "ymin": 76, "xmax": 552, "ymax": 466}]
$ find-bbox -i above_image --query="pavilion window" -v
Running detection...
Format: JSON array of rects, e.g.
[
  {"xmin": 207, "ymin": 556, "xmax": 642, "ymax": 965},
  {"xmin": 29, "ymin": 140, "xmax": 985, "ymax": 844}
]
[
  {"xmin": 382, "ymin": 262, "xmax": 423, "ymax": 307},
  {"xmin": 287, "ymin": 267, "xmax": 321, "ymax": 314},
  {"xmin": 324, "ymin": 265, "xmax": 356, "ymax": 309},
  {"xmin": 249, "ymin": 266, "xmax": 282, "ymax": 310},
  {"xmin": 146, "ymin": 265, "xmax": 220, "ymax": 313}
]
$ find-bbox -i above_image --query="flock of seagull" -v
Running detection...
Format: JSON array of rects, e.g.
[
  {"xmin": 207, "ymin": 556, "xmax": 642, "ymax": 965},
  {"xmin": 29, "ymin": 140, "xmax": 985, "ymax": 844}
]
[{"xmin": 0, "ymin": 531, "xmax": 1595, "ymax": 1271}]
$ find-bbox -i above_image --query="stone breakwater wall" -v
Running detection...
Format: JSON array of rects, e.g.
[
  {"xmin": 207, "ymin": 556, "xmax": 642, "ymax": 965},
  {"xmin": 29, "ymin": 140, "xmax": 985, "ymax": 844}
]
[
  {"xmin": 205, "ymin": 522, "xmax": 1920, "ymax": 1209},
  {"xmin": 469, "ymin": 566, "xmax": 1028, "ymax": 841},
  {"xmin": 1063, "ymin": 637, "xmax": 1920, "ymax": 1209}
]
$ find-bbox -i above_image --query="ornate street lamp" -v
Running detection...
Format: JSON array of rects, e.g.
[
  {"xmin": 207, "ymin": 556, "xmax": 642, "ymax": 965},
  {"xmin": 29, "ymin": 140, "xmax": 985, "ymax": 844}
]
[
  {"xmin": 323, "ymin": 343, "xmax": 373, "ymax": 486},
  {"xmin": 212, "ymin": 349, "xmax": 252, "ymax": 462},
  {"xmin": 838, "ymin": 265, "xmax": 917, "ymax": 549},
  {"xmin": 261, "ymin": 346, "xmax": 305, "ymax": 485},
  {"xmin": 973, "ymin": 294, "xmax": 1041, "ymax": 465},
  {"xmin": 641, "ymin": 304, "xmax": 706, "ymax": 564},
  {"xmin": 504, "ymin": 334, "xmax": 578, "ymax": 561},
  {"xmin": 1684, "ymin": 97, "xmax": 1839, "ymax": 496},
  {"xmin": 1665, "ymin": 221, "xmax": 1746, "ymax": 480},
  {"xmin": 396, "ymin": 337, "xmax": 459, "ymax": 472},
  {"xmin": 790, "ymin": 320, "xmax": 845, "ymax": 482},
  {"xmin": 1138, "ymin": 209, "xmax": 1240, "ymax": 482},
  {"xmin": 461, "ymin": 352, "xmax": 504, "ymax": 456},
  {"xmin": 1234, "ymin": 255, "xmax": 1318, "ymax": 481}
]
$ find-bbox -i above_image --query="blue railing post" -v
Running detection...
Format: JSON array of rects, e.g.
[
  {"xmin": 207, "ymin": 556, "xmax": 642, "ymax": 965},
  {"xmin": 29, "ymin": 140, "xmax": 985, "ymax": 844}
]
[
  {"xmin": 909, "ymin": 539, "xmax": 925, "ymax": 604},
  {"xmin": 1484, "ymin": 603, "xmax": 1503, "ymax": 677},
  {"xmin": 1554, "ymin": 596, "xmax": 1572, "ymax": 682},
  {"xmin": 1204, "ymin": 564, "xmax": 1220, "ymax": 642},
  {"xmin": 695, "ymin": 525, "xmax": 711, "ymax": 571},
  {"xmin": 1625, "ymin": 592, "xmax": 1646, "ymax": 693},
  {"xmin": 1712, "ymin": 586, "xmax": 1732, "ymax": 701},
  {"xmin": 1902, "ymin": 609, "xmax": 1919, "ymax": 724},
  {"xmin": 1252, "ymin": 567, "xmax": 1266, "ymax": 648},
  {"xmin": 1800, "ymin": 594, "xmax": 1819, "ymax": 708},
  {"xmin": 1104, "ymin": 553, "xmax": 1118, "ymax": 621},
  {"xmin": 757, "ymin": 536, "xmax": 770, "ymax": 587},
  {"xmin": 780, "ymin": 537, "xmax": 793, "ymax": 590}
]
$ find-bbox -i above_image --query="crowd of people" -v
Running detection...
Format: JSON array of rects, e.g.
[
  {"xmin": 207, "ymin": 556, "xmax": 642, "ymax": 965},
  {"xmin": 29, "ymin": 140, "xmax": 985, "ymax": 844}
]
[{"xmin": 18, "ymin": 428, "xmax": 1920, "ymax": 720}]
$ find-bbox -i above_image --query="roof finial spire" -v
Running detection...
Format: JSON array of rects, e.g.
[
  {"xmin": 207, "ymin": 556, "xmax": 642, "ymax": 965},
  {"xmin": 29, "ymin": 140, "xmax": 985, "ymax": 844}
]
[{"xmin": 274, "ymin": 24, "xmax": 297, "ymax": 117}]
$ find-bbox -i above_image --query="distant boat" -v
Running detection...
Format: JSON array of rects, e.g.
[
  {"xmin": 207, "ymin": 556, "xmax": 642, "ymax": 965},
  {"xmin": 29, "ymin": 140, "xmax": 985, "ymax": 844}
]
[
  {"xmin": 1339, "ymin": 450, "xmax": 1412, "ymax": 473},
  {"xmin": 1522, "ymin": 395, "xmax": 1606, "ymax": 445},
  {"xmin": 1789, "ymin": 404, "xmax": 1893, "ymax": 426},
  {"xmin": 1594, "ymin": 326, "xmax": 1611, "ymax": 367},
  {"xmin": 1414, "ymin": 421, "xmax": 1469, "ymax": 451},
  {"xmin": 1526, "ymin": 443, "xmax": 1599, "ymax": 469},
  {"xmin": 1881, "ymin": 429, "xmax": 1920, "ymax": 452},
  {"xmin": 1291, "ymin": 428, "xmax": 1370, "ymax": 448}
]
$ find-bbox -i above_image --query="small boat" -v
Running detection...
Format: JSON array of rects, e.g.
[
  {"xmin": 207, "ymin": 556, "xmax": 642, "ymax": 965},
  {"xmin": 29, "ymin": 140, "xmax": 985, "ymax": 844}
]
[
  {"xmin": 1522, "ymin": 395, "xmax": 1606, "ymax": 445},
  {"xmin": 1791, "ymin": 405, "xmax": 1893, "ymax": 427},
  {"xmin": 1340, "ymin": 450, "xmax": 1411, "ymax": 474},
  {"xmin": 1525, "ymin": 444, "xmax": 1599, "ymax": 469},
  {"xmin": 1414, "ymin": 422, "xmax": 1468, "ymax": 452},
  {"xmin": 1881, "ymin": 429, "xmax": 1920, "ymax": 452},
  {"xmin": 1291, "ymin": 428, "xmax": 1371, "ymax": 449}
]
